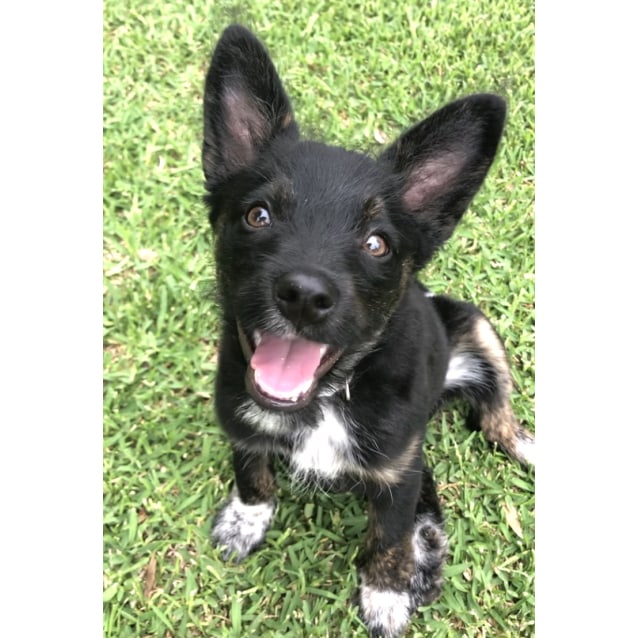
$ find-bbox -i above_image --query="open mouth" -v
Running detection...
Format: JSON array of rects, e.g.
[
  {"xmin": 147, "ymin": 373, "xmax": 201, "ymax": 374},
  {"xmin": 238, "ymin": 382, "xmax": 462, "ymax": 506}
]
[{"xmin": 237, "ymin": 324, "xmax": 343, "ymax": 411}]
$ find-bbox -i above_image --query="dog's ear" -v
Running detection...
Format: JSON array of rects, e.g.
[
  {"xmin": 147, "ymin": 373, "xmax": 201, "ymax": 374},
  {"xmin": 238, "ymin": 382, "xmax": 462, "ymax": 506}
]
[
  {"xmin": 381, "ymin": 94, "xmax": 506, "ymax": 261},
  {"xmin": 202, "ymin": 25, "xmax": 299, "ymax": 182}
]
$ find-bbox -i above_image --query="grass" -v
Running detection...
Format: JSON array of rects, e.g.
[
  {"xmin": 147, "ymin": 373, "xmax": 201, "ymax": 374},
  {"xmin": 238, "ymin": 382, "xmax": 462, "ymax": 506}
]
[{"xmin": 103, "ymin": 0, "xmax": 535, "ymax": 636}]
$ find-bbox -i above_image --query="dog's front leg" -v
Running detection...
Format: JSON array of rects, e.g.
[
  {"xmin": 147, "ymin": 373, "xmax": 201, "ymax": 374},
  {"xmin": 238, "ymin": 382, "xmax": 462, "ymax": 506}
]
[
  {"xmin": 211, "ymin": 447, "xmax": 276, "ymax": 561},
  {"xmin": 359, "ymin": 469, "xmax": 447, "ymax": 638}
]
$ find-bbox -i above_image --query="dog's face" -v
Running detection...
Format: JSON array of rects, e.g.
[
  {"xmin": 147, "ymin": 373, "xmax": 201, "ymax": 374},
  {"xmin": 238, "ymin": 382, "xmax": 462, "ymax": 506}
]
[
  {"xmin": 203, "ymin": 26, "xmax": 506, "ymax": 413},
  {"xmin": 208, "ymin": 141, "xmax": 421, "ymax": 411}
]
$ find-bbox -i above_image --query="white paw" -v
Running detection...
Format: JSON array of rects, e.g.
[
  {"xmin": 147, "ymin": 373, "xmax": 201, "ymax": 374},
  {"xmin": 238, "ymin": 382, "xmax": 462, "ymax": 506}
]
[
  {"xmin": 359, "ymin": 579, "xmax": 411, "ymax": 638},
  {"xmin": 514, "ymin": 434, "xmax": 535, "ymax": 466},
  {"xmin": 211, "ymin": 487, "xmax": 275, "ymax": 561}
]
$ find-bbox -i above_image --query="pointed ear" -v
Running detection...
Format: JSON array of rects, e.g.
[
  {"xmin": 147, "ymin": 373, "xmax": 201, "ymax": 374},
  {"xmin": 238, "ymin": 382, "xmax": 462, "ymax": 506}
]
[
  {"xmin": 202, "ymin": 25, "xmax": 299, "ymax": 183},
  {"xmin": 381, "ymin": 94, "xmax": 506, "ymax": 256}
]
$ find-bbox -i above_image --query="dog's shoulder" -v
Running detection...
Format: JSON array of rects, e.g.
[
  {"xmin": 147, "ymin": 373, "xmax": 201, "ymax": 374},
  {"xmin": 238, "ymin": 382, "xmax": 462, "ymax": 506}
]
[{"xmin": 368, "ymin": 281, "xmax": 450, "ymax": 380}]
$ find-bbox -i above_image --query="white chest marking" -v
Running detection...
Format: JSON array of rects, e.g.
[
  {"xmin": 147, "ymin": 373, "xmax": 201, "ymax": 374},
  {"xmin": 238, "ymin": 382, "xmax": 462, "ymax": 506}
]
[
  {"xmin": 235, "ymin": 399, "xmax": 289, "ymax": 435},
  {"xmin": 290, "ymin": 405, "xmax": 353, "ymax": 479}
]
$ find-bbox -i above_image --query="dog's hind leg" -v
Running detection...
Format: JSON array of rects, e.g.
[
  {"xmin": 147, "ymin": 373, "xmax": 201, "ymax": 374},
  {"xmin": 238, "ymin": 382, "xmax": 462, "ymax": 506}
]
[
  {"xmin": 409, "ymin": 466, "xmax": 448, "ymax": 609},
  {"xmin": 430, "ymin": 293, "xmax": 535, "ymax": 466}
]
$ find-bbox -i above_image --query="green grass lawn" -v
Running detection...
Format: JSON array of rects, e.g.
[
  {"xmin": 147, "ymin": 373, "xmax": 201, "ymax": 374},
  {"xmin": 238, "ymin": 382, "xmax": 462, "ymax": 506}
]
[{"xmin": 103, "ymin": 0, "xmax": 535, "ymax": 636}]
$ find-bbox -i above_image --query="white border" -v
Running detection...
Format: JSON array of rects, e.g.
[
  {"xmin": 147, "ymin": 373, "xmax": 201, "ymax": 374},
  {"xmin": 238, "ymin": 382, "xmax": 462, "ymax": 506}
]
[
  {"xmin": 536, "ymin": 1, "xmax": 638, "ymax": 634},
  {"xmin": 1, "ymin": 2, "xmax": 102, "ymax": 634}
]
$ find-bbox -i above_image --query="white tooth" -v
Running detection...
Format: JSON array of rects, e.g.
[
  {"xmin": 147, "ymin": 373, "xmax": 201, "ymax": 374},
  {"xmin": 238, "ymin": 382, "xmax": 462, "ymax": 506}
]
[{"xmin": 253, "ymin": 331, "xmax": 262, "ymax": 347}]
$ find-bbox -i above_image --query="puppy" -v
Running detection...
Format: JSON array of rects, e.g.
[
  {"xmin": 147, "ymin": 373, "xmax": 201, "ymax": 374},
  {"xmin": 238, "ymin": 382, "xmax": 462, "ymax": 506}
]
[{"xmin": 202, "ymin": 25, "xmax": 534, "ymax": 638}]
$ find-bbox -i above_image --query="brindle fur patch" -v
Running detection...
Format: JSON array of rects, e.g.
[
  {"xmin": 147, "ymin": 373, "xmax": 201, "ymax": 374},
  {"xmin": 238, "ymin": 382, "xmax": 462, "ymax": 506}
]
[
  {"xmin": 233, "ymin": 449, "xmax": 277, "ymax": 504},
  {"xmin": 433, "ymin": 293, "xmax": 535, "ymax": 466},
  {"xmin": 361, "ymin": 433, "xmax": 422, "ymax": 487},
  {"xmin": 363, "ymin": 195, "xmax": 385, "ymax": 221},
  {"xmin": 470, "ymin": 315, "xmax": 534, "ymax": 464},
  {"xmin": 362, "ymin": 529, "xmax": 415, "ymax": 591}
]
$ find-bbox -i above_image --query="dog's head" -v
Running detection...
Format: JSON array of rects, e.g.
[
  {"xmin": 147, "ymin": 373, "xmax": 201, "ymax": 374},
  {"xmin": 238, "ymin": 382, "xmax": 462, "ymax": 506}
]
[{"xmin": 202, "ymin": 25, "xmax": 505, "ymax": 412}]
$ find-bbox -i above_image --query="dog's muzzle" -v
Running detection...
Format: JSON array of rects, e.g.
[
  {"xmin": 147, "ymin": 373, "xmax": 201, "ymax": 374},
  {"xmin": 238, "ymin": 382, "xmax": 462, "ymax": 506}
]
[{"xmin": 237, "ymin": 323, "xmax": 343, "ymax": 411}]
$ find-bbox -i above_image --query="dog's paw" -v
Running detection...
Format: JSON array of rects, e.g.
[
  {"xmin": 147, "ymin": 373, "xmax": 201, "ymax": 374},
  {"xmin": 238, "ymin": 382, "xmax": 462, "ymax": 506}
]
[
  {"xmin": 359, "ymin": 580, "xmax": 411, "ymax": 638},
  {"xmin": 409, "ymin": 512, "xmax": 448, "ymax": 607},
  {"xmin": 513, "ymin": 430, "xmax": 535, "ymax": 466},
  {"xmin": 211, "ymin": 487, "xmax": 275, "ymax": 561},
  {"xmin": 358, "ymin": 513, "xmax": 448, "ymax": 637}
]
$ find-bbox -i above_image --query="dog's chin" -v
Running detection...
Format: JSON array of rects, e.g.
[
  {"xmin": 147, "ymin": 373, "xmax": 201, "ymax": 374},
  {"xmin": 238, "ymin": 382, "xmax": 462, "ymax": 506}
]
[
  {"xmin": 237, "ymin": 323, "xmax": 343, "ymax": 413},
  {"xmin": 244, "ymin": 367, "xmax": 318, "ymax": 412}
]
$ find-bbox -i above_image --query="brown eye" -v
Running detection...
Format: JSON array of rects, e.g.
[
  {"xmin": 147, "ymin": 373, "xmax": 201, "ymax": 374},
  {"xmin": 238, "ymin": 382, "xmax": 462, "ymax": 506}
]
[
  {"xmin": 245, "ymin": 205, "xmax": 272, "ymax": 228},
  {"xmin": 364, "ymin": 234, "xmax": 389, "ymax": 257}
]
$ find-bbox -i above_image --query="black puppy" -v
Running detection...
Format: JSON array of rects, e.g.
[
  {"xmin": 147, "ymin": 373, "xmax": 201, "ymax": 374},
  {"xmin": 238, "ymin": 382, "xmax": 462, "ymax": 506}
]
[{"xmin": 202, "ymin": 25, "xmax": 534, "ymax": 638}]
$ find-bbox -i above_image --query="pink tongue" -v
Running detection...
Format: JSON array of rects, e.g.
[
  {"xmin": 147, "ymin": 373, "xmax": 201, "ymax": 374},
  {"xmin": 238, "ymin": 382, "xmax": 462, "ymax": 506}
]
[{"xmin": 250, "ymin": 334, "xmax": 326, "ymax": 401}]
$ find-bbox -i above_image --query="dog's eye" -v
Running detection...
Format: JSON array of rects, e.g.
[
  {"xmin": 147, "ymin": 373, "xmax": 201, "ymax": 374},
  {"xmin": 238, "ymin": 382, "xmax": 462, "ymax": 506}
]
[
  {"xmin": 363, "ymin": 234, "xmax": 389, "ymax": 257},
  {"xmin": 245, "ymin": 206, "xmax": 272, "ymax": 228}
]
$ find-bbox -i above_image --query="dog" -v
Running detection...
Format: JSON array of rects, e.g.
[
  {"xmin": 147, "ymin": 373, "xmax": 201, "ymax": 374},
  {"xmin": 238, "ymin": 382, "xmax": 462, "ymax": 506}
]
[{"xmin": 202, "ymin": 25, "xmax": 534, "ymax": 638}]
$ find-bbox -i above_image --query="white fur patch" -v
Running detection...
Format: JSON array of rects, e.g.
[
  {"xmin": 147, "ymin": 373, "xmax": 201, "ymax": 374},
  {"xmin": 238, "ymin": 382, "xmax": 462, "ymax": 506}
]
[
  {"xmin": 211, "ymin": 487, "xmax": 275, "ymax": 561},
  {"xmin": 359, "ymin": 580, "xmax": 411, "ymax": 638},
  {"xmin": 290, "ymin": 405, "xmax": 354, "ymax": 480},
  {"xmin": 514, "ymin": 436, "xmax": 535, "ymax": 466},
  {"xmin": 235, "ymin": 399, "xmax": 290, "ymax": 435},
  {"xmin": 444, "ymin": 352, "xmax": 484, "ymax": 390}
]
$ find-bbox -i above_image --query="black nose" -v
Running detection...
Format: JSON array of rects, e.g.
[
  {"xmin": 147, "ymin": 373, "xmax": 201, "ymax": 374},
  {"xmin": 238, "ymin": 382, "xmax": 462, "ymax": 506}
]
[{"xmin": 274, "ymin": 271, "xmax": 338, "ymax": 326}]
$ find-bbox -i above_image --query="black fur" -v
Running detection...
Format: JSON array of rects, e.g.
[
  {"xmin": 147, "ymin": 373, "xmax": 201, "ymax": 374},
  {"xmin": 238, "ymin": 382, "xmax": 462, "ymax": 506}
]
[{"xmin": 202, "ymin": 25, "xmax": 534, "ymax": 638}]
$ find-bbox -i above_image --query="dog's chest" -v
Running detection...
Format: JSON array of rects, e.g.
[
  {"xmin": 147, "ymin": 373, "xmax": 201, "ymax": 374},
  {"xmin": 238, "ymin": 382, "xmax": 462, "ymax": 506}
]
[
  {"xmin": 236, "ymin": 399, "xmax": 358, "ymax": 479},
  {"xmin": 290, "ymin": 405, "xmax": 356, "ymax": 480}
]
